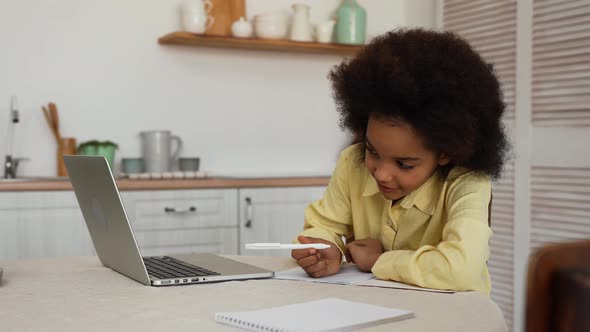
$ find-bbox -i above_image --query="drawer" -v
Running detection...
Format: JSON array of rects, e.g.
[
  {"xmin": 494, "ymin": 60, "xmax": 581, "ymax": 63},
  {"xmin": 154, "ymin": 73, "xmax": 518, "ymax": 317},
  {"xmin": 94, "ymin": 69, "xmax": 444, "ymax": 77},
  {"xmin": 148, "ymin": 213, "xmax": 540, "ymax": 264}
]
[
  {"xmin": 0, "ymin": 191, "xmax": 79, "ymax": 210},
  {"xmin": 134, "ymin": 227, "xmax": 238, "ymax": 255},
  {"xmin": 124, "ymin": 189, "xmax": 238, "ymax": 230}
]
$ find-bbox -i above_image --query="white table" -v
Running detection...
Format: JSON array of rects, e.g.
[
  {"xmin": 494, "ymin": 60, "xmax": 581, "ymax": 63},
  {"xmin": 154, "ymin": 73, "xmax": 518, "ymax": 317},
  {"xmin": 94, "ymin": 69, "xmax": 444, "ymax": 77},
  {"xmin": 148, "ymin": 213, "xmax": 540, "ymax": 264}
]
[{"xmin": 0, "ymin": 255, "xmax": 507, "ymax": 331}]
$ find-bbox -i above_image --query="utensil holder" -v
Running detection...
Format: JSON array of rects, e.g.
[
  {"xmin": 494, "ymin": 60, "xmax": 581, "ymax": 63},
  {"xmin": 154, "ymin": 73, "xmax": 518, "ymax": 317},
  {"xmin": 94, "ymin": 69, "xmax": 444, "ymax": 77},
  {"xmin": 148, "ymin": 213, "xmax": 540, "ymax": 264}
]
[
  {"xmin": 207, "ymin": 0, "xmax": 245, "ymax": 36},
  {"xmin": 57, "ymin": 137, "xmax": 77, "ymax": 176}
]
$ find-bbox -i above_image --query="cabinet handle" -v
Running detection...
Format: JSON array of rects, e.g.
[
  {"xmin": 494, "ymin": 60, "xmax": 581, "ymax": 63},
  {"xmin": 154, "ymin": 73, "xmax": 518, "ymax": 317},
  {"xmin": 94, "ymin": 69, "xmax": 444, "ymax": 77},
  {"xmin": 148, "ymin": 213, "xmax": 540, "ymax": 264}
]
[
  {"xmin": 164, "ymin": 206, "xmax": 197, "ymax": 214},
  {"xmin": 244, "ymin": 197, "xmax": 253, "ymax": 228}
]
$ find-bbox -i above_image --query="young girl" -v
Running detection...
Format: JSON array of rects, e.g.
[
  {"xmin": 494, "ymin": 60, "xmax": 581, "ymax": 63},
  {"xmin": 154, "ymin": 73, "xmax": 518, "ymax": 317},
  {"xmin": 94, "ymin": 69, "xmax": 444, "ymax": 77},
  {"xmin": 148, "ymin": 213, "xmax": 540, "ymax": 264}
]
[{"xmin": 291, "ymin": 28, "xmax": 508, "ymax": 294}]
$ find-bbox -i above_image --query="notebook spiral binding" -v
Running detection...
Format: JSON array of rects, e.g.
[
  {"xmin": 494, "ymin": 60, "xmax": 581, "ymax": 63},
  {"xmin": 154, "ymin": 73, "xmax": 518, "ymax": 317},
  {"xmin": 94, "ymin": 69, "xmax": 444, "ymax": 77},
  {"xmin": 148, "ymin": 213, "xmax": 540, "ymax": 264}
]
[{"xmin": 215, "ymin": 313, "xmax": 288, "ymax": 332}]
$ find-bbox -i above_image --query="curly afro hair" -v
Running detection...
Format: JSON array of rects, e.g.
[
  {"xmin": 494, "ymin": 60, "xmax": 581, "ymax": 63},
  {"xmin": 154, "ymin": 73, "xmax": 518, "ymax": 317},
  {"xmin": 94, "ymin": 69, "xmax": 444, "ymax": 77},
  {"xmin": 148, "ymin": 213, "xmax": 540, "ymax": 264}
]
[{"xmin": 329, "ymin": 28, "xmax": 509, "ymax": 180}]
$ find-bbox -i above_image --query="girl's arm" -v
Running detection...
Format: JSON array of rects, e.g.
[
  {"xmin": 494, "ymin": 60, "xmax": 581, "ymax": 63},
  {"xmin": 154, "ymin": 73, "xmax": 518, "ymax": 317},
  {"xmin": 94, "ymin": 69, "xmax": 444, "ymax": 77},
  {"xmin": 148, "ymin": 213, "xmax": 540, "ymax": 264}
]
[
  {"xmin": 297, "ymin": 149, "xmax": 355, "ymax": 251},
  {"xmin": 371, "ymin": 177, "xmax": 492, "ymax": 294}
]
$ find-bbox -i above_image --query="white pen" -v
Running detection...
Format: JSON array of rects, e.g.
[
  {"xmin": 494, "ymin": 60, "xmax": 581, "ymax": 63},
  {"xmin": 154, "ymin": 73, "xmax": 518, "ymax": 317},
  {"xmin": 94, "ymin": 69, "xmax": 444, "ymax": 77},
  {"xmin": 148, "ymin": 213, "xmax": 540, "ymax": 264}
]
[{"xmin": 245, "ymin": 243, "xmax": 331, "ymax": 250}]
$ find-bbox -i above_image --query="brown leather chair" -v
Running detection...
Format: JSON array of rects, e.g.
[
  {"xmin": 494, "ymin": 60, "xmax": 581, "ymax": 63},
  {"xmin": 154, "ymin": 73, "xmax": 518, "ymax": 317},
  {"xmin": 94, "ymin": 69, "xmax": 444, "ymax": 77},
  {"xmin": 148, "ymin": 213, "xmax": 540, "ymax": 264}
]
[{"xmin": 525, "ymin": 240, "xmax": 590, "ymax": 332}]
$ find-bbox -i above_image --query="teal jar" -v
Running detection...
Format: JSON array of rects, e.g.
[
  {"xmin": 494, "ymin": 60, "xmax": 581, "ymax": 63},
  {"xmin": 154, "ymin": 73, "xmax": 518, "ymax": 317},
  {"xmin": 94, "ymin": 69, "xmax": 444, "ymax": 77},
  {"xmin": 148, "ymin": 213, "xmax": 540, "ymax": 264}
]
[
  {"xmin": 334, "ymin": 0, "xmax": 367, "ymax": 45},
  {"xmin": 78, "ymin": 140, "xmax": 118, "ymax": 169},
  {"xmin": 77, "ymin": 140, "xmax": 99, "ymax": 156}
]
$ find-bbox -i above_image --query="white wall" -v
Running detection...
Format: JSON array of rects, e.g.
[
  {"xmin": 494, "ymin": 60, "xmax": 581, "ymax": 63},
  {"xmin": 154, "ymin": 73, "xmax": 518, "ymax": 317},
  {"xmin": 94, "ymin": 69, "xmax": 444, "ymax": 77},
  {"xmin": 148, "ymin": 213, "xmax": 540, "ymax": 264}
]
[{"xmin": 0, "ymin": 0, "xmax": 438, "ymax": 177}]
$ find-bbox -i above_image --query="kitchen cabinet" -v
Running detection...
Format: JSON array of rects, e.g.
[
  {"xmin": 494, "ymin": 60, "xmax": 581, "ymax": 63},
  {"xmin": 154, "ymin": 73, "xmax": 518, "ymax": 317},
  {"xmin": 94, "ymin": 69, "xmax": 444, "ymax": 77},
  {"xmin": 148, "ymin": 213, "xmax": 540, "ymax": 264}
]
[
  {"xmin": 0, "ymin": 189, "xmax": 239, "ymax": 261},
  {"xmin": 0, "ymin": 191, "xmax": 94, "ymax": 261},
  {"xmin": 0, "ymin": 184, "xmax": 327, "ymax": 261},
  {"xmin": 125, "ymin": 186, "xmax": 326, "ymax": 257},
  {"xmin": 239, "ymin": 186, "xmax": 326, "ymax": 257}
]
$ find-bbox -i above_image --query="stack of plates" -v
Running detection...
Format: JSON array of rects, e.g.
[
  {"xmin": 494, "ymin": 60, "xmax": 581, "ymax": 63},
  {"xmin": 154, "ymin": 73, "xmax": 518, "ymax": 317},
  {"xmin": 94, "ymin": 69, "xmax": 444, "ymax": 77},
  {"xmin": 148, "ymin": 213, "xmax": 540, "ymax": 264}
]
[{"xmin": 254, "ymin": 11, "xmax": 289, "ymax": 39}]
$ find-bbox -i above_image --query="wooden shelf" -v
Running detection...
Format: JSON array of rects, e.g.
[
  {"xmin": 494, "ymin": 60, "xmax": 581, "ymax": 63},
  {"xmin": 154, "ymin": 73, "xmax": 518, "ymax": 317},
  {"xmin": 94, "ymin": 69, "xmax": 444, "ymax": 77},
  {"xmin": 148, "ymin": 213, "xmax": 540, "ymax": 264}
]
[{"xmin": 158, "ymin": 31, "xmax": 362, "ymax": 55}]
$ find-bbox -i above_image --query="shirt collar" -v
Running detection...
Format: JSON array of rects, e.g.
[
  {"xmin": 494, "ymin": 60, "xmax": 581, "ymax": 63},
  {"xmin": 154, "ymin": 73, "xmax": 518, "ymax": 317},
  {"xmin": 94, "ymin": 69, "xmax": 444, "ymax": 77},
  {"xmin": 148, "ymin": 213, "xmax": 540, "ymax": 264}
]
[
  {"xmin": 362, "ymin": 169, "xmax": 443, "ymax": 215},
  {"xmin": 362, "ymin": 172, "xmax": 381, "ymax": 197},
  {"xmin": 400, "ymin": 171, "xmax": 442, "ymax": 215}
]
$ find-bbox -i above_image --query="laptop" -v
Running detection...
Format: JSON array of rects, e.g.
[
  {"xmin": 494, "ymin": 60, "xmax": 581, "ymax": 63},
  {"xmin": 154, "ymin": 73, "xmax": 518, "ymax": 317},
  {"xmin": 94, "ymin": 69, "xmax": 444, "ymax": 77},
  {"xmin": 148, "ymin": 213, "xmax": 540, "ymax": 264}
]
[{"xmin": 64, "ymin": 155, "xmax": 274, "ymax": 286}]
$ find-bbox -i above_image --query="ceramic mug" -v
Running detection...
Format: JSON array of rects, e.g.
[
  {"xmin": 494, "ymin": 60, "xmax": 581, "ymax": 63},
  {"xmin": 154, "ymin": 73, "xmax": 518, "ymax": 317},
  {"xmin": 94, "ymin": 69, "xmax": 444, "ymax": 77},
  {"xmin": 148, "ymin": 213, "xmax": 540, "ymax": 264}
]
[{"xmin": 315, "ymin": 20, "xmax": 336, "ymax": 43}]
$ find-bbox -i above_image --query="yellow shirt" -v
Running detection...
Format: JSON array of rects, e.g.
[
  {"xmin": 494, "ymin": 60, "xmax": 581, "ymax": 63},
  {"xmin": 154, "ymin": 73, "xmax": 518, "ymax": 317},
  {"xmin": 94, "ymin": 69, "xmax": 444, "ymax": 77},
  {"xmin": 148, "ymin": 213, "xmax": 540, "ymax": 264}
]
[{"xmin": 299, "ymin": 144, "xmax": 492, "ymax": 294}]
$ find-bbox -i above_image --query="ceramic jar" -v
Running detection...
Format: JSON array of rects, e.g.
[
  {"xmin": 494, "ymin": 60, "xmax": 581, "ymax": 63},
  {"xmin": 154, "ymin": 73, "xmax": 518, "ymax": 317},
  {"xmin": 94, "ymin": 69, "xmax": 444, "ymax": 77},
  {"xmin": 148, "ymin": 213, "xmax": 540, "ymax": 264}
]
[
  {"xmin": 290, "ymin": 3, "xmax": 313, "ymax": 42},
  {"xmin": 77, "ymin": 140, "xmax": 118, "ymax": 170},
  {"xmin": 231, "ymin": 17, "xmax": 253, "ymax": 38},
  {"xmin": 334, "ymin": 0, "xmax": 367, "ymax": 45}
]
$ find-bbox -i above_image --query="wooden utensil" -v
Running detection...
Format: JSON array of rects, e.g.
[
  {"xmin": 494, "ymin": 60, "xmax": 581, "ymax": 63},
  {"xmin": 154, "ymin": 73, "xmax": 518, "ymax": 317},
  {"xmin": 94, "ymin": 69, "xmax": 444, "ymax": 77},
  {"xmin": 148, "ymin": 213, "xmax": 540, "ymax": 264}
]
[
  {"xmin": 42, "ymin": 104, "xmax": 61, "ymax": 143},
  {"xmin": 43, "ymin": 102, "xmax": 73, "ymax": 176},
  {"xmin": 48, "ymin": 102, "xmax": 61, "ymax": 141},
  {"xmin": 206, "ymin": 0, "xmax": 245, "ymax": 36}
]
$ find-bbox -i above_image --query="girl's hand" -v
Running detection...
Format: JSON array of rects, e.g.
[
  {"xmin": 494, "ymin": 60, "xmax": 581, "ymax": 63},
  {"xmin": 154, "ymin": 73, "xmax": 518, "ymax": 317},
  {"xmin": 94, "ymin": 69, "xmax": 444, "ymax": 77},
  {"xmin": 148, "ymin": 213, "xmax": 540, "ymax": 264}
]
[
  {"xmin": 291, "ymin": 236, "xmax": 342, "ymax": 278},
  {"xmin": 346, "ymin": 238, "xmax": 384, "ymax": 272}
]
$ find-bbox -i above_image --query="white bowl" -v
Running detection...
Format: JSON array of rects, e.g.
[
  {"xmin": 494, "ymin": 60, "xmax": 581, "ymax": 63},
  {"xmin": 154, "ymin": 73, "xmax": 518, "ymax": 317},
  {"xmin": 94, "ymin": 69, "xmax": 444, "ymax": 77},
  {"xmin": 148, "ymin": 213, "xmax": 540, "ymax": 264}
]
[
  {"xmin": 255, "ymin": 11, "xmax": 289, "ymax": 19},
  {"xmin": 255, "ymin": 16, "xmax": 289, "ymax": 22},
  {"xmin": 254, "ymin": 12, "xmax": 289, "ymax": 24},
  {"xmin": 255, "ymin": 22, "xmax": 288, "ymax": 39}
]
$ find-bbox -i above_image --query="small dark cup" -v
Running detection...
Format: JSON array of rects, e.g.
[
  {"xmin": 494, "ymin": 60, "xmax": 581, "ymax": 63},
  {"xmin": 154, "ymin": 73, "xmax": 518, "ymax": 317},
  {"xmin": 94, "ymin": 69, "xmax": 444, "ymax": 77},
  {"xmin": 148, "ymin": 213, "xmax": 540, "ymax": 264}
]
[
  {"xmin": 121, "ymin": 158, "xmax": 145, "ymax": 174},
  {"xmin": 178, "ymin": 157, "xmax": 200, "ymax": 172}
]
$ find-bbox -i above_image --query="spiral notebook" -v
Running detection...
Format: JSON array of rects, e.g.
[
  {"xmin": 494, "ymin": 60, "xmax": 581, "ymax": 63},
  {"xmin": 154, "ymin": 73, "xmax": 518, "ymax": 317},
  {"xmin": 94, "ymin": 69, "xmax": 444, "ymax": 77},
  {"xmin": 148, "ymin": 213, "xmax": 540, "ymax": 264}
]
[{"xmin": 215, "ymin": 297, "xmax": 414, "ymax": 332}]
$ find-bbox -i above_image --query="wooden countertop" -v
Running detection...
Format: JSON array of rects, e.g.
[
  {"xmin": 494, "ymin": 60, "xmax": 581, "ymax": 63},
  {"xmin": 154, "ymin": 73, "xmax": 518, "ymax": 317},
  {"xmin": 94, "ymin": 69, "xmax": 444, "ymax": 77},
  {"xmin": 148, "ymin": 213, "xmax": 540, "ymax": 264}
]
[{"xmin": 0, "ymin": 176, "xmax": 330, "ymax": 192}]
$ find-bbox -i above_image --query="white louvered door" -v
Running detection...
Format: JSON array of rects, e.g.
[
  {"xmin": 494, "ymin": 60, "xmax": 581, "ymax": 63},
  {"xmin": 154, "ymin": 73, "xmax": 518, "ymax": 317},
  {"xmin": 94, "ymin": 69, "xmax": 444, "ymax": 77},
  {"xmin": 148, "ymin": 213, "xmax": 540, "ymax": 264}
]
[
  {"xmin": 529, "ymin": 0, "xmax": 590, "ymax": 266},
  {"xmin": 531, "ymin": 0, "xmax": 590, "ymax": 127},
  {"xmin": 443, "ymin": 1, "xmax": 517, "ymax": 330},
  {"xmin": 444, "ymin": 1, "xmax": 590, "ymax": 331},
  {"xmin": 530, "ymin": 167, "xmax": 590, "ymax": 251}
]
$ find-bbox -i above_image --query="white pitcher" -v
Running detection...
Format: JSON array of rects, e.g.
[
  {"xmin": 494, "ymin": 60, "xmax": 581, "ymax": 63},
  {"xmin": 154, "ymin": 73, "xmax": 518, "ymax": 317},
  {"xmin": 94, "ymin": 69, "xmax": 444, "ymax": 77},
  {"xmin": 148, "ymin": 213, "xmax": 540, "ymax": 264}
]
[
  {"xmin": 180, "ymin": 0, "xmax": 215, "ymax": 34},
  {"xmin": 290, "ymin": 3, "xmax": 313, "ymax": 42},
  {"xmin": 140, "ymin": 130, "xmax": 183, "ymax": 173}
]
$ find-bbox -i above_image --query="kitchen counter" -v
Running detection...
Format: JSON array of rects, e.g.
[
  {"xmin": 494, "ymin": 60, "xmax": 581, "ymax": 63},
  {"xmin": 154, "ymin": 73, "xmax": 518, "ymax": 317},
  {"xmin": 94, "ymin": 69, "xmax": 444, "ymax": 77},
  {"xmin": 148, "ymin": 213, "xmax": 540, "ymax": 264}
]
[{"xmin": 0, "ymin": 176, "xmax": 330, "ymax": 192}]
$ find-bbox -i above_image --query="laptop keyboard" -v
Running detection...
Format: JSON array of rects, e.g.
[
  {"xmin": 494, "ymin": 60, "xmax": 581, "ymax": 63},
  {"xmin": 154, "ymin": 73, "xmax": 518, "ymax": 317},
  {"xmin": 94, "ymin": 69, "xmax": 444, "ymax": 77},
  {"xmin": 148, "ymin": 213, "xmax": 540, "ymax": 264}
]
[{"xmin": 143, "ymin": 256, "xmax": 220, "ymax": 280}]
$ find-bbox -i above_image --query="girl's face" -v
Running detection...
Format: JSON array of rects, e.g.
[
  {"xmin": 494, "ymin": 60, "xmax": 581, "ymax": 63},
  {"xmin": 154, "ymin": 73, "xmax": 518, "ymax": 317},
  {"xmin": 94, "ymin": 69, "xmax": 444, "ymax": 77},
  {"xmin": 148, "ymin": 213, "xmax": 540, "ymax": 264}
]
[{"xmin": 365, "ymin": 115, "xmax": 449, "ymax": 201}]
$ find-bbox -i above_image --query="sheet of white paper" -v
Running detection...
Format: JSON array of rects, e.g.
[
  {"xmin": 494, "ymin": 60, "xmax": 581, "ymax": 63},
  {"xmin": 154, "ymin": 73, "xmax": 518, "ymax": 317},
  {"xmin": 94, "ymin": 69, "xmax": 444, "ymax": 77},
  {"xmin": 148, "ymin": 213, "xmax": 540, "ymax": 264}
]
[
  {"xmin": 356, "ymin": 278, "xmax": 455, "ymax": 293},
  {"xmin": 275, "ymin": 264, "xmax": 455, "ymax": 293},
  {"xmin": 275, "ymin": 264, "xmax": 375, "ymax": 285}
]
